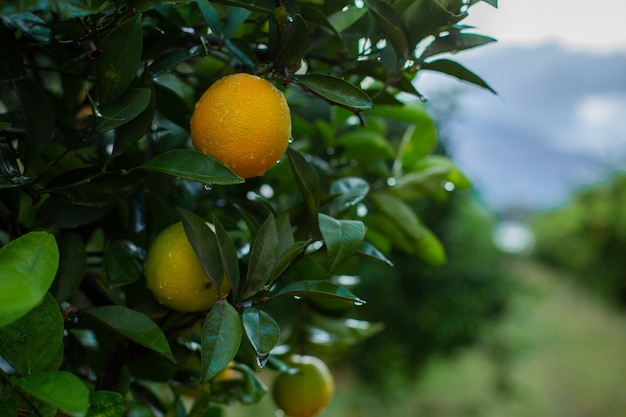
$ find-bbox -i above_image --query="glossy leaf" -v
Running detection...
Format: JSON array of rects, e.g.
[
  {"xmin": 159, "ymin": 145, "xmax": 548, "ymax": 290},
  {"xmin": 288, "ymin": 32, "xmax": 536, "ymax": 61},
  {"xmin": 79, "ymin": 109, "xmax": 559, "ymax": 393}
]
[
  {"xmin": 224, "ymin": 6, "xmax": 252, "ymax": 37},
  {"xmin": 85, "ymin": 305, "xmax": 176, "ymax": 363},
  {"xmin": 319, "ymin": 213, "xmax": 365, "ymax": 271},
  {"xmin": 364, "ymin": 0, "xmax": 407, "ymax": 57},
  {"xmin": 0, "ymin": 142, "xmax": 30, "ymax": 188},
  {"xmin": 422, "ymin": 58, "xmax": 497, "ymax": 94},
  {"xmin": 51, "ymin": 231, "xmax": 86, "ymax": 303},
  {"xmin": 0, "ymin": 231, "xmax": 59, "ymax": 327},
  {"xmin": 102, "ymin": 240, "xmax": 146, "ymax": 287},
  {"xmin": 226, "ymin": 38, "xmax": 259, "ymax": 68},
  {"xmin": 195, "ymin": 0, "xmax": 222, "ymax": 35},
  {"xmin": 95, "ymin": 14, "xmax": 143, "ymax": 103},
  {"xmin": 213, "ymin": 216, "xmax": 241, "ymax": 300},
  {"xmin": 271, "ymin": 240, "xmax": 311, "ymax": 283},
  {"xmin": 242, "ymin": 307, "xmax": 280, "ymax": 357},
  {"xmin": 148, "ymin": 48, "xmax": 192, "ymax": 78},
  {"xmin": 327, "ymin": 5, "xmax": 367, "ymax": 33},
  {"xmin": 328, "ymin": 177, "xmax": 370, "ymax": 216},
  {"xmin": 140, "ymin": 149, "xmax": 244, "ymax": 184},
  {"xmin": 273, "ymin": 280, "xmax": 364, "ymax": 304},
  {"xmin": 242, "ymin": 215, "xmax": 279, "ymax": 300},
  {"xmin": 357, "ymin": 241, "xmax": 394, "ymax": 267},
  {"xmin": 274, "ymin": 14, "xmax": 310, "ymax": 68},
  {"xmin": 287, "ymin": 148, "xmax": 320, "ymax": 220},
  {"xmin": 14, "ymin": 371, "xmax": 89, "ymax": 415},
  {"xmin": 420, "ymin": 32, "xmax": 496, "ymax": 60},
  {"xmin": 95, "ymin": 88, "xmax": 151, "ymax": 133},
  {"xmin": 14, "ymin": 78, "xmax": 54, "ymax": 163},
  {"xmin": 201, "ymin": 300, "xmax": 243, "ymax": 382},
  {"xmin": 87, "ymin": 391, "xmax": 124, "ymax": 417},
  {"xmin": 178, "ymin": 208, "xmax": 223, "ymax": 289},
  {"xmin": 297, "ymin": 74, "xmax": 373, "ymax": 109},
  {"xmin": 0, "ymin": 293, "xmax": 63, "ymax": 375},
  {"xmin": 5, "ymin": 12, "xmax": 51, "ymax": 44}
]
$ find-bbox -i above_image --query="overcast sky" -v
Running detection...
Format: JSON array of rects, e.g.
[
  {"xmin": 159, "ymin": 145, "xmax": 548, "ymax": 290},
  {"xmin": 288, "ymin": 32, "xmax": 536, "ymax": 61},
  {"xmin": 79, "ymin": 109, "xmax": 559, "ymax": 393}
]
[{"xmin": 415, "ymin": 0, "xmax": 626, "ymax": 213}]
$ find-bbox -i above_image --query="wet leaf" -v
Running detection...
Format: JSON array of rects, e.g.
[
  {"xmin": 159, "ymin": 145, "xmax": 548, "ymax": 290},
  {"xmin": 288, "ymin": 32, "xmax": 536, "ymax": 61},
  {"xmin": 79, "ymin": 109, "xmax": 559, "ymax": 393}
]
[
  {"xmin": 242, "ymin": 215, "xmax": 278, "ymax": 300},
  {"xmin": 95, "ymin": 88, "xmax": 151, "ymax": 133},
  {"xmin": 318, "ymin": 213, "xmax": 365, "ymax": 271},
  {"xmin": 102, "ymin": 240, "xmax": 146, "ymax": 288},
  {"xmin": 141, "ymin": 149, "xmax": 243, "ymax": 184},
  {"xmin": 273, "ymin": 280, "xmax": 363, "ymax": 304},
  {"xmin": 297, "ymin": 74, "xmax": 373, "ymax": 109},
  {"xmin": 242, "ymin": 307, "xmax": 280, "ymax": 357},
  {"xmin": 201, "ymin": 300, "xmax": 242, "ymax": 382},
  {"xmin": 422, "ymin": 58, "xmax": 497, "ymax": 94}
]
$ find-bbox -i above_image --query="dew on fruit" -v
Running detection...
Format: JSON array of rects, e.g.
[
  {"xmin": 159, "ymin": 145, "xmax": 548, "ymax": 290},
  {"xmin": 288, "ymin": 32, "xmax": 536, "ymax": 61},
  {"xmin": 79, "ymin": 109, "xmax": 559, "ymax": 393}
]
[{"xmin": 288, "ymin": 137, "xmax": 293, "ymax": 143}]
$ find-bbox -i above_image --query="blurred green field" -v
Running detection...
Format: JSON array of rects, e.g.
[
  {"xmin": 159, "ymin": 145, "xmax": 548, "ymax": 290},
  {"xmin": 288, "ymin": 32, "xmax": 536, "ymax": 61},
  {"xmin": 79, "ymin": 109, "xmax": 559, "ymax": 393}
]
[{"xmin": 226, "ymin": 258, "xmax": 626, "ymax": 417}]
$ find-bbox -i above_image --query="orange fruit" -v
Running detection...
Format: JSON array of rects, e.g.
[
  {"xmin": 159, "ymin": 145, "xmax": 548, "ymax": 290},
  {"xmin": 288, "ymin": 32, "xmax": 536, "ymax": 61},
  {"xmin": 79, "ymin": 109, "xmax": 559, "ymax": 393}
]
[
  {"xmin": 272, "ymin": 354, "xmax": 334, "ymax": 417},
  {"xmin": 144, "ymin": 222, "xmax": 230, "ymax": 312},
  {"xmin": 190, "ymin": 73, "xmax": 292, "ymax": 179}
]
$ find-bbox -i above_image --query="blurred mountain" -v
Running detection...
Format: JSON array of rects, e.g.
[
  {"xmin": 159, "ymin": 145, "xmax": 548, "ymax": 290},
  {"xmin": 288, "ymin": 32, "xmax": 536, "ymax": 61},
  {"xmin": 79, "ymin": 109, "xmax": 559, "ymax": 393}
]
[{"xmin": 417, "ymin": 42, "xmax": 626, "ymax": 213}]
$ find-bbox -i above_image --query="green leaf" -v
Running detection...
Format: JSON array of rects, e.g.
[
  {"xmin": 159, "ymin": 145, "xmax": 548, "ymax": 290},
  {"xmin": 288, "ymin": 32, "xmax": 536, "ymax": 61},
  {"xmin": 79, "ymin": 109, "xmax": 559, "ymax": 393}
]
[
  {"xmin": 420, "ymin": 32, "xmax": 496, "ymax": 59},
  {"xmin": 0, "ymin": 397, "xmax": 16, "ymax": 417},
  {"xmin": 308, "ymin": 315, "xmax": 383, "ymax": 352},
  {"xmin": 318, "ymin": 213, "xmax": 365, "ymax": 271},
  {"xmin": 327, "ymin": 5, "xmax": 367, "ymax": 33},
  {"xmin": 195, "ymin": 0, "xmax": 222, "ymax": 36},
  {"xmin": 369, "ymin": 191, "xmax": 423, "ymax": 243},
  {"xmin": 391, "ymin": 156, "xmax": 471, "ymax": 200},
  {"xmin": 102, "ymin": 240, "xmax": 146, "ymax": 288},
  {"xmin": 242, "ymin": 307, "xmax": 280, "ymax": 357},
  {"xmin": 287, "ymin": 148, "xmax": 320, "ymax": 221},
  {"xmin": 336, "ymin": 130, "xmax": 394, "ymax": 163},
  {"xmin": 13, "ymin": 371, "xmax": 89, "ymax": 415},
  {"xmin": 274, "ymin": 14, "xmax": 310, "ymax": 69},
  {"xmin": 140, "ymin": 149, "xmax": 244, "ymax": 184},
  {"xmin": 213, "ymin": 217, "xmax": 241, "ymax": 300},
  {"xmin": 225, "ymin": 38, "xmax": 259, "ymax": 69},
  {"xmin": 148, "ymin": 48, "xmax": 192, "ymax": 78},
  {"xmin": 271, "ymin": 240, "xmax": 311, "ymax": 283},
  {"xmin": 87, "ymin": 391, "xmax": 125, "ymax": 417},
  {"xmin": 364, "ymin": 0, "xmax": 407, "ymax": 57},
  {"xmin": 224, "ymin": 6, "xmax": 252, "ymax": 37},
  {"xmin": 51, "ymin": 231, "xmax": 86, "ymax": 303},
  {"xmin": 298, "ymin": 74, "xmax": 373, "ymax": 109},
  {"xmin": 4, "ymin": 12, "xmax": 51, "ymax": 44},
  {"xmin": 273, "ymin": 280, "xmax": 364, "ymax": 304},
  {"xmin": 95, "ymin": 14, "xmax": 143, "ymax": 103},
  {"xmin": 328, "ymin": 177, "xmax": 370, "ymax": 216},
  {"xmin": 0, "ymin": 231, "xmax": 59, "ymax": 327},
  {"xmin": 415, "ymin": 225, "xmax": 447, "ymax": 266},
  {"xmin": 177, "ymin": 208, "xmax": 224, "ymax": 289},
  {"xmin": 201, "ymin": 300, "xmax": 243, "ymax": 382},
  {"xmin": 0, "ymin": 143, "xmax": 30, "ymax": 188},
  {"xmin": 85, "ymin": 305, "xmax": 176, "ymax": 363},
  {"xmin": 422, "ymin": 58, "xmax": 497, "ymax": 94},
  {"xmin": 14, "ymin": 78, "xmax": 54, "ymax": 163},
  {"xmin": 357, "ymin": 241, "xmax": 394, "ymax": 267},
  {"xmin": 34, "ymin": 196, "xmax": 112, "ymax": 229},
  {"xmin": 95, "ymin": 88, "xmax": 151, "ymax": 133},
  {"xmin": 242, "ymin": 215, "xmax": 279, "ymax": 300},
  {"xmin": 0, "ymin": 293, "xmax": 63, "ymax": 375}
]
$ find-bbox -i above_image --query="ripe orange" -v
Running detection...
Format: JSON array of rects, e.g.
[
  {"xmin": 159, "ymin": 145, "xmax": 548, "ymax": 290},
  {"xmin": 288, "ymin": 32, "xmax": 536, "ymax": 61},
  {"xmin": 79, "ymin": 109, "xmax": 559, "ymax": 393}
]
[
  {"xmin": 144, "ymin": 222, "xmax": 230, "ymax": 312},
  {"xmin": 190, "ymin": 73, "xmax": 292, "ymax": 179},
  {"xmin": 272, "ymin": 354, "xmax": 334, "ymax": 417}
]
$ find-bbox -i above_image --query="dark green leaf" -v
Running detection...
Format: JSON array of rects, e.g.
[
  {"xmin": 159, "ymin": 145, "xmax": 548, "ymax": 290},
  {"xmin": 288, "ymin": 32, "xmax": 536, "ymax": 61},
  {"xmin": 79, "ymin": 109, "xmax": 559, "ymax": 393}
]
[
  {"xmin": 0, "ymin": 143, "xmax": 30, "ymax": 188},
  {"xmin": 287, "ymin": 148, "xmax": 320, "ymax": 221},
  {"xmin": 422, "ymin": 58, "xmax": 497, "ymax": 94},
  {"xmin": 357, "ymin": 241, "xmax": 394, "ymax": 267},
  {"xmin": 95, "ymin": 14, "xmax": 143, "ymax": 103},
  {"xmin": 0, "ymin": 293, "xmax": 63, "ymax": 375},
  {"xmin": 85, "ymin": 305, "xmax": 176, "ymax": 363},
  {"xmin": 13, "ymin": 371, "xmax": 89, "ymax": 414},
  {"xmin": 87, "ymin": 391, "xmax": 125, "ymax": 417},
  {"xmin": 0, "ymin": 231, "xmax": 59, "ymax": 327},
  {"xmin": 273, "ymin": 280, "xmax": 364, "ymax": 304},
  {"xmin": 242, "ymin": 215, "xmax": 278, "ymax": 300},
  {"xmin": 420, "ymin": 32, "xmax": 496, "ymax": 59},
  {"xmin": 327, "ymin": 4, "xmax": 367, "ymax": 33},
  {"xmin": 364, "ymin": 0, "xmax": 407, "ymax": 57},
  {"xmin": 242, "ymin": 307, "xmax": 280, "ymax": 356},
  {"xmin": 226, "ymin": 38, "xmax": 259, "ymax": 69},
  {"xmin": 4, "ymin": 12, "xmax": 51, "ymax": 43},
  {"xmin": 328, "ymin": 177, "xmax": 370, "ymax": 216},
  {"xmin": 213, "ymin": 217, "xmax": 241, "ymax": 300},
  {"xmin": 51, "ymin": 231, "xmax": 86, "ymax": 303},
  {"xmin": 0, "ymin": 23, "xmax": 26, "ymax": 81},
  {"xmin": 102, "ymin": 240, "xmax": 146, "ymax": 287},
  {"xmin": 271, "ymin": 240, "xmax": 311, "ymax": 284},
  {"xmin": 318, "ymin": 213, "xmax": 365, "ymax": 271},
  {"xmin": 201, "ymin": 300, "xmax": 243, "ymax": 382},
  {"xmin": 148, "ymin": 48, "xmax": 192, "ymax": 78},
  {"xmin": 154, "ymin": 83, "xmax": 192, "ymax": 128},
  {"xmin": 195, "ymin": 0, "xmax": 222, "ymax": 36},
  {"xmin": 274, "ymin": 14, "xmax": 310, "ymax": 69},
  {"xmin": 140, "ymin": 149, "xmax": 244, "ymax": 184},
  {"xmin": 35, "ymin": 196, "xmax": 112, "ymax": 229},
  {"xmin": 224, "ymin": 6, "xmax": 252, "ymax": 37},
  {"xmin": 177, "ymin": 208, "xmax": 223, "ymax": 289},
  {"xmin": 95, "ymin": 88, "xmax": 151, "ymax": 133},
  {"xmin": 297, "ymin": 74, "xmax": 373, "ymax": 109},
  {"xmin": 14, "ymin": 78, "xmax": 54, "ymax": 163}
]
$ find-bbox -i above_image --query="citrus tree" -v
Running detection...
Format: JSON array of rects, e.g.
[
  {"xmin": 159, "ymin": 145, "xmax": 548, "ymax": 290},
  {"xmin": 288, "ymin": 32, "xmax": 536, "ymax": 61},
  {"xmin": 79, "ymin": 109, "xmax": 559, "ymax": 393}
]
[{"xmin": 0, "ymin": 0, "xmax": 497, "ymax": 415}]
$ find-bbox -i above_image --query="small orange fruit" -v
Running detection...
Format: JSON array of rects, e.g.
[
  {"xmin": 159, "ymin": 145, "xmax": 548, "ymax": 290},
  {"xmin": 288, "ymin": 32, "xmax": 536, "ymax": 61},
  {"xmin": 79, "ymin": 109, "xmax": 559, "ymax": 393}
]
[
  {"xmin": 144, "ymin": 222, "xmax": 230, "ymax": 312},
  {"xmin": 272, "ymin": 354, "xmax": 334, "ymax": 417},
  {"xmin": 190, "ymin": 73, "xmax": 292, "ymax": 179}
]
